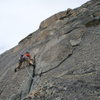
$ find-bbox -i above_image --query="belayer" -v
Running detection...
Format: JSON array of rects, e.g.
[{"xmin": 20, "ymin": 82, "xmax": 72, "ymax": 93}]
[{"xmin": 15, "ymin": 51, "xmax": 35, "ymax": 72}]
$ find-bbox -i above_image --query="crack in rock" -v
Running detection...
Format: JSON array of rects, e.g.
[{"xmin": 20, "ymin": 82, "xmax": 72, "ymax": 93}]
[{"xmin": 39, "ymin": 48, "xmax": 75, "ymax": 76}]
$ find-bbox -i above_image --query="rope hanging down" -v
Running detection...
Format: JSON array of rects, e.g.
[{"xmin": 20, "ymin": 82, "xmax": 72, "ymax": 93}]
[{"xmin": 24, "ymin": 55, "xmax": 36, "ymax": 79}]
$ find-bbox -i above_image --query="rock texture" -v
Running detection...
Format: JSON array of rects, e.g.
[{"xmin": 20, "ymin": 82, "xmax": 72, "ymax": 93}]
[{"xmin": 0, "ymin": 0, "xmax": 100, "ymax": 100}]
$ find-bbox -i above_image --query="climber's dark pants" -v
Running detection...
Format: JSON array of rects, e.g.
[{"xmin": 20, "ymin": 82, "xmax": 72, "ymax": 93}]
[{"xmin": 17, "ymin": 59, "xmax": 25, "ymax": 69}]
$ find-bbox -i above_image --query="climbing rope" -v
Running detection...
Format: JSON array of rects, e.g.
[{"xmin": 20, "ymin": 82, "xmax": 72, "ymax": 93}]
[
  {"xmin": 23, "ymin": 55, "xmax": 38, "ymax": 79},
  {"xmin": 24, "ymin": 62, "xmax": 35, "ymax": 80}
]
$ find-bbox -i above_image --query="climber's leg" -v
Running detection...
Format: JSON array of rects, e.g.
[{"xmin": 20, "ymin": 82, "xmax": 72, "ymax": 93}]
[{"xmin": 15, "ymin": 60, "xmax": 23, "ymax": 72}]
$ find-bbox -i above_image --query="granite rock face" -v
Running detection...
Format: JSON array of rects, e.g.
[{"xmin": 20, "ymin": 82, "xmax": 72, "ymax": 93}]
[{"xmin": 0, "ymin": 0, "xmax": 100, "ymax": 100}]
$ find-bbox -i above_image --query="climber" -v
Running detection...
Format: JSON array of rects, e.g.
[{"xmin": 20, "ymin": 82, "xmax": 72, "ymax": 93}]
[
  {"xmin": 23, "ymin": 51, "xmax": 34, "ymax": 66},
  {"xmin": 15, "ymin": 51, "xmax": 35, "ymax": 72}
]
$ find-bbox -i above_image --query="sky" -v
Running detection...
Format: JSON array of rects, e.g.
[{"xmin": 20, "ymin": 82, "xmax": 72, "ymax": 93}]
[{"xmin": 0, "ymin": 0, "xmax": 89, "ymax": 54}]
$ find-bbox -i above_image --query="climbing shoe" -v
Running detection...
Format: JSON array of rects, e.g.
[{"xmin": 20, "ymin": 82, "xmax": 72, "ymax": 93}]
[{"xmin": 15, "ymin": 68, "xmax": 17, "ymax": 72}]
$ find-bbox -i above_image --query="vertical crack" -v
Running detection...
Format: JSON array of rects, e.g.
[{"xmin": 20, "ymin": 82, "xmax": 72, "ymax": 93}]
[
  {"xmin": 28, "ymin": 56, "xmax": 36, "ymax": 93},
  {"xmin": 20, "ymin": 91, "xmax": 22, "ymax": 100}
]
